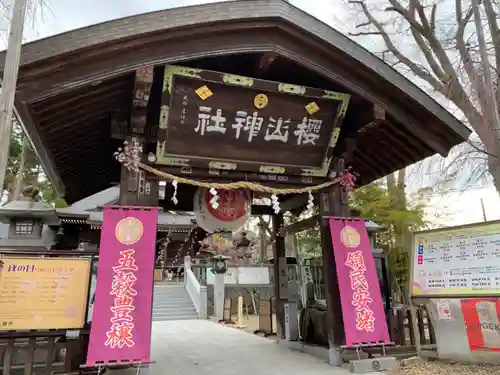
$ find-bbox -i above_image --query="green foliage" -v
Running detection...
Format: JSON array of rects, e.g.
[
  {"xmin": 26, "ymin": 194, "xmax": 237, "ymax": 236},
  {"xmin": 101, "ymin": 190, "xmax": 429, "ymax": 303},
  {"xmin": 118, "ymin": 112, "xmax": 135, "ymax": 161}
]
[
  {"xmin": 286, "ymin": 206, "xmax": 322, "ymax": 259},
  {"xmin": 351, "ymin": 179, "xmax": 428, "ymax": 301},
  {"xmin": 291, "ymin": 174, "xmax": 432, "ymax": 302},
  {"xmin": 5, "ymin": 121, "xmax": 67, "ymax": 207}
]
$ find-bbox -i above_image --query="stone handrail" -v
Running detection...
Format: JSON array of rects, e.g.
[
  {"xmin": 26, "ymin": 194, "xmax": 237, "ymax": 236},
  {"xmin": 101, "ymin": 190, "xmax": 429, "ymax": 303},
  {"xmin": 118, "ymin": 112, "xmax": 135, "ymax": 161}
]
[{"xmin": 184, "ymin": 256, "xmax": 207, "ymax": 319}]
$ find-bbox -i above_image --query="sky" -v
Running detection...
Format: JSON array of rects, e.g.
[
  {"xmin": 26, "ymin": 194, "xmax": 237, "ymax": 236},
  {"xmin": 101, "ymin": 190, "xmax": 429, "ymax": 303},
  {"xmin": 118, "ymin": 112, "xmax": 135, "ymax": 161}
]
[{"xmin": 5, "ymin": 0, "xmax": 500, "ymax": 227}]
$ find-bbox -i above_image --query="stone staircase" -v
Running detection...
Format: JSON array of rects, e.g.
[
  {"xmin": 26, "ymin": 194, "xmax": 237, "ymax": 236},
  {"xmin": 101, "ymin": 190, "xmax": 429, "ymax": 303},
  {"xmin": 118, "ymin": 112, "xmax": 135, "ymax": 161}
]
[{"xmin": 152, "ymin": 283, "xmax": 199, "ymax": 321}]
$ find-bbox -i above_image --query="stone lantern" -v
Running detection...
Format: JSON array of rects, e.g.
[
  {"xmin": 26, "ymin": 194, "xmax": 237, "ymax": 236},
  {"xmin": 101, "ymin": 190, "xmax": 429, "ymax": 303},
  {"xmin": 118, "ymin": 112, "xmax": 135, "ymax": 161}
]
[
  {"xmin": 0, "ymin": 186, "xmax": 60, "ymax": 252},
  {"xmin": 211, "ymin": 254, "xmax": 230, "ymax": 320},
  {"xmin": 211, "ymin": 254, "xmax": 230, "ymax": 274}
]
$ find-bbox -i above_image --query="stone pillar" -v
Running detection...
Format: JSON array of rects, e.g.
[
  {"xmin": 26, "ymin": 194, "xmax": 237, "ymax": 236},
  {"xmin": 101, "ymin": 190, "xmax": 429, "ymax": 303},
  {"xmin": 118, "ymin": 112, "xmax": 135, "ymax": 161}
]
[{"xmin": 213, "ymin": 273, "xmax": 225, "ymax": 320}]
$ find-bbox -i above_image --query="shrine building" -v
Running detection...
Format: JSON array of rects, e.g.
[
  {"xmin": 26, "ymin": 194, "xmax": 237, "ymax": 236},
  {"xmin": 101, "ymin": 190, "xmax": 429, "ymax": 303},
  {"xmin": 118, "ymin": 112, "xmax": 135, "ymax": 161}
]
[{"xmin": 0, "ymin": 0, "xmax": 471, "ymax": 367}]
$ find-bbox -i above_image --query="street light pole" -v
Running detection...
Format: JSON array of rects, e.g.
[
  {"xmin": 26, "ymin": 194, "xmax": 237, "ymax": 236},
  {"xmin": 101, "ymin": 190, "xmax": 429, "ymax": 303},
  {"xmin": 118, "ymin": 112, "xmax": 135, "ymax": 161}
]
[{"xmin": 0, "ymin": 0, "xmax": 28, "ymax": 199}]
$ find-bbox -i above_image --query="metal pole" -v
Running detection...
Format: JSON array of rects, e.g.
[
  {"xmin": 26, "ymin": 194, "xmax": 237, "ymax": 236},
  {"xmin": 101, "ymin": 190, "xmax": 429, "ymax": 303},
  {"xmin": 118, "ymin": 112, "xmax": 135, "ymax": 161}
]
[
  {"xmin": 480, "ymin": 198, "xmax": 488, "ymax": 222},
  {"xmin": 0, "ymin": 0, "xmax": 28, "ymax": 198}
]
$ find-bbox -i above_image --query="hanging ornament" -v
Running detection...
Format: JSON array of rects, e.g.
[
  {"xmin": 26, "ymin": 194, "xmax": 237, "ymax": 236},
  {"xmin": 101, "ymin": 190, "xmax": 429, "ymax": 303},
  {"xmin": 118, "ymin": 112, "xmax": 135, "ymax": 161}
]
[
  {"xmin": 306, "ymin": 191, "xmax": 314, "ymax": 211},
  {"xmin": 171, "ymin": 180, "xmax": 179, "ymax": 205},
  {"xmin": 340, "ymin": 167, "xmax": 357, "ymax": 192},
  {"xmin": 209, "ymin": 187, "xmax": 219, "ymax": 210},
  {"xmin": 271, "ymin": 194, "xmax": 281, "ymax": 214},
  {"xmin": 113, "ymin": 140, "xmax": 143, "ymax": 172}
]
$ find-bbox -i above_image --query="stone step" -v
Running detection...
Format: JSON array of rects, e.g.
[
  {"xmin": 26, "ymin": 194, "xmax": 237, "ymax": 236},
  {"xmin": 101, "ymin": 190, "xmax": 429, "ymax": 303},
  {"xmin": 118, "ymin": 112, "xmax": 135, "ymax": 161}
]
[
  {"xmin": 153, "ymin": 301, "xmax": 193, "ymax": 310},
  {"xmin": 153, "ymin": 292, "xmax": 190, "ymax": 297},
  {"xmin": 150, "ymin": 283, "xmax": 198, "ymax": 320},
  {"xmin": 152, "ymin": 315, "xmax": 199, "ymax": 322},
  {"xmin": 153, "ymin": 299, "xmax": 193, "ymax": 307},
  {"xmin": 153, "ymin": 307, "xmax": 197, "ymax": 314}
]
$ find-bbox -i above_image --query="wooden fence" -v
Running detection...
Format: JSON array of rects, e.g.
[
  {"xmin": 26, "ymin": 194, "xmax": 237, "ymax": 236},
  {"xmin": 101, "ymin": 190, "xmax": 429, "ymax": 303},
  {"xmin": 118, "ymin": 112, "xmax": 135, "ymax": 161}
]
[
  {"xmin": 0, "ymin": 330, "xmax": 90, "ymax": 375},
  {"xmin": 389, "ymin": 307, "xmax": 436, "ymax": 347}
]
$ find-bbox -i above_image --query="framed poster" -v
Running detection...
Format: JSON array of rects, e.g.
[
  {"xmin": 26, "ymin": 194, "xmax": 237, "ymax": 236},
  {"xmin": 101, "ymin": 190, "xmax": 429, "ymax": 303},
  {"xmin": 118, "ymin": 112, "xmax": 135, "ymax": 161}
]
[
  {"xmin": 0, "ymin": 257, "xmax": 91, "ymax": 330},
  {"xmin": 410, "ymin": 221, "xmax": 500, "ymax": 298}
]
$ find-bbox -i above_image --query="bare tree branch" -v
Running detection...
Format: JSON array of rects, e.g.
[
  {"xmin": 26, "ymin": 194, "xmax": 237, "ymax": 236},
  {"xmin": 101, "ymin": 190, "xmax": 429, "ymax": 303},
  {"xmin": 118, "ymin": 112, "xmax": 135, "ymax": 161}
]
[{"xmin": 347, "ymin": 0, "xmax": 500, "ymax": 194}]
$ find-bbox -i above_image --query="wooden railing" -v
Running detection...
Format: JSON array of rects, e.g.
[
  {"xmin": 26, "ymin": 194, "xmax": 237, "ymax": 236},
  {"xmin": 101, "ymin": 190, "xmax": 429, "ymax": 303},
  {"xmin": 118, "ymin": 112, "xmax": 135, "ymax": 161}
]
[
  {"xmin": 389, "ymin": 307, "xmax": 436, "ymax": 347},
  {"xmin": 0, "ymin": 330, "xmax": 89, "ymax": 375}
]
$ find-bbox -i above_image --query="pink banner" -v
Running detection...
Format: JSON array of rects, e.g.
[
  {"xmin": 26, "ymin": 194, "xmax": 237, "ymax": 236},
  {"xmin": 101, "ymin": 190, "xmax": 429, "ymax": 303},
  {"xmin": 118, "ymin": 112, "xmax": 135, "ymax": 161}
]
[
  {"xmin": 329, "ymin": 217, "xmax": 390, "ymax": 347},
  {"xmin": 86, "ymin": 206, "xmax": 158, "ymax": 366}
]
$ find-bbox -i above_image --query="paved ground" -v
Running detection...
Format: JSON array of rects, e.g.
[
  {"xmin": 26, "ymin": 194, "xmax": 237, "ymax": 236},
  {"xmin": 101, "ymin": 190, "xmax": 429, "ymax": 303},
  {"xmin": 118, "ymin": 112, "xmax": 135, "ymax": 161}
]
[{"xmin": 117, "ymin": 319, "xmax": 383, "ymax": 375}]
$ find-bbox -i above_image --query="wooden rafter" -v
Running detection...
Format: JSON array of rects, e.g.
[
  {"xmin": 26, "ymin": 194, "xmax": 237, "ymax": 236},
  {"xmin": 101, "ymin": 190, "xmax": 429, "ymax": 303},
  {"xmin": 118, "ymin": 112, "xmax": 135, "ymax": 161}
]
[{"xmin": 257, "ymin": 52, "xmax": 278, "ymax": 75}]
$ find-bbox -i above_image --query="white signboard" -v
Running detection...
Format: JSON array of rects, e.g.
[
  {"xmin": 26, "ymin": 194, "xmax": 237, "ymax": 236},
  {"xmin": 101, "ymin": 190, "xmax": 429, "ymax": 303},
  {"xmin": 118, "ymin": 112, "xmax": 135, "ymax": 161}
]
[
  {"xmin": 238, "ymin": 267, "xmax": 270, "ymax": 285},
  {"xmin": 411, "ymin": 221, "xmax": 500, "ymax": 297},
  {"xmin": 206, "ymin": 267, "xmax": 238, "ymax": 285}
]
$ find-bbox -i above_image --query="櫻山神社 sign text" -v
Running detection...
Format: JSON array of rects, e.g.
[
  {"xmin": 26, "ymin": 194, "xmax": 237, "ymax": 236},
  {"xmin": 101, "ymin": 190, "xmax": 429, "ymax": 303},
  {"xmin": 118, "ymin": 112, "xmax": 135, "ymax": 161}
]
[{"xmin": 156, "ymin": 65, "xmax": 350, "ymax": 178}]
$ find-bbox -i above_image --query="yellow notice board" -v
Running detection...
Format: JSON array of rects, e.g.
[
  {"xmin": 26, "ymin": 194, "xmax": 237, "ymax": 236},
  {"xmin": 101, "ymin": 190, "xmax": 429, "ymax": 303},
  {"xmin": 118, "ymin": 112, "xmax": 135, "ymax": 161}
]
[{"xmin": 0, "ymin": 257, "xmax": 91, "ymax": 330}]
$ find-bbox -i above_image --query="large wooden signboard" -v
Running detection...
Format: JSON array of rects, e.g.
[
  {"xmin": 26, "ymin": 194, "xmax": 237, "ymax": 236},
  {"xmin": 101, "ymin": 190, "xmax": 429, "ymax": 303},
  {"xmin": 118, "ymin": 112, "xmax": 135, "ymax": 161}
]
[{"xmin": 156, "ymin": 65, "xmax": 351, "ymax": 178}]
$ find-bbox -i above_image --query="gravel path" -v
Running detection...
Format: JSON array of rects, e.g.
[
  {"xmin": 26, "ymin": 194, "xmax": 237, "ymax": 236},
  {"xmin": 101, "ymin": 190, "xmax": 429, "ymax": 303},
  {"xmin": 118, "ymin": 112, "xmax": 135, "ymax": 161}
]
[{"xmin": 393, "ymin": 361, "xmax": 500, "ymax": 375}]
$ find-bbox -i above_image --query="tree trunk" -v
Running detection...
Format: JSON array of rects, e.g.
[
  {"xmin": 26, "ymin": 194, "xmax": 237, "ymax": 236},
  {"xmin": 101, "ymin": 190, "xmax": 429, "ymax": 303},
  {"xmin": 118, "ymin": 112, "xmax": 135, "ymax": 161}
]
[
  {"xmin": 12, "ymin": 136, "xmax": 28, "ymax": 200},
  {"xmin": 488, "ymin": 151, "xmax": 500, "ymax": 195}
]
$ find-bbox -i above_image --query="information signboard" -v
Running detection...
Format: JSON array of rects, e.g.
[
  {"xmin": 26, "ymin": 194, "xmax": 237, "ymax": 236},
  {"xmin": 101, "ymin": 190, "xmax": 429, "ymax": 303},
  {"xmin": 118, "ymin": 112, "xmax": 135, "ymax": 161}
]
[
  {"xmin": 0, "ymin": 257, "xmax": 91, "ymax": 330},
  {"xmin": 411, "ymin": 221, "xmax": 500, "ymax": 297}
]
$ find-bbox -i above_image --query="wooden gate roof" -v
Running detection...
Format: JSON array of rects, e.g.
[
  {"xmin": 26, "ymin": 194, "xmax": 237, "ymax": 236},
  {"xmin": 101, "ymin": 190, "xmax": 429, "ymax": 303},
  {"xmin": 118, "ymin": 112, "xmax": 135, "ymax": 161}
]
[{"xmin": 2, "ymin": 0, "xmax": 471, "ymax": 203}]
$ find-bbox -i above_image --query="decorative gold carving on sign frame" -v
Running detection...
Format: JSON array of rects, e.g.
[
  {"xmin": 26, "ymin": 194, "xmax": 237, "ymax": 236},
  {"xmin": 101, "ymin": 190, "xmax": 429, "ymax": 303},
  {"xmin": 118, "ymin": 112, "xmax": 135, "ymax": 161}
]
[
  {"xmin": 209, "ymin": 161, "xmax": 237, "ymax": 170},
  {"xmin": 259, "ymin": 166, "xmax": 285, "ymax": 174},
  {"xmin": 163, "ymin": 66, "xmax": 202, "ymax": 93},
  {"xmin": 159, "ymin": 105, "xmax": 169, "ymax": 129},
  {"xmin": 301, "ymin": 158, "xmax": 331, "ymax": 177},
  {"xmin": 254, "ymin": 93, "xmax": 269, "ymax": 109},
  {"xmin": 222, "ymin": 74, "xmax": 254, "ymax": 87},
  {"xmin": 278, "ymin": 83, "xmax": 306, "ymax": 95},
  {"xmin": 305, "ymin": 101, "xmax": 320, "ymax": 115},
  {"xmin": 330, "ymin": 128, "xmax": 341, "ymax": 147},
  {"xmin": 161, "ymin": 157, "xmax": 191, "ymax": 166},
  {"xmin": 195, "ymin": 85, "xmax": 213, "ymax": 100}
]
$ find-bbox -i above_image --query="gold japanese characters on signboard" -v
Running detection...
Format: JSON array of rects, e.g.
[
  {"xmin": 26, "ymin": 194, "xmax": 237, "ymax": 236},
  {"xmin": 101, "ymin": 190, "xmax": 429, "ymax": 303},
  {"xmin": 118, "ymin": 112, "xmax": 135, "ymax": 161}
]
[
  {"xmin": 0, "ymin": 257, "xmax": 91, "ymax": 330},
  {"xmin": 156, "ymin": 65, "xmax": 351, "ymax": 177}
]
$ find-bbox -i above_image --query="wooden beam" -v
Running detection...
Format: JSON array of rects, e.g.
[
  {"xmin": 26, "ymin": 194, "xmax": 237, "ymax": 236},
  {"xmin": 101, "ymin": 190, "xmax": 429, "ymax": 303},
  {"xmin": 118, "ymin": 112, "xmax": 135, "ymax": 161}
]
[
  {"xmin": 39, "ymin": 90, "xmax": 124, "ymax": 123},
  {"xmin": 280, "ymin": 193, "xmax": 309, "ymax": 212},
  {"xmin": 284, "ymin": 215, "xmax": 319, "ymax": 234},
  {"xmin": 31, "ymin": 79, "xmax": 129, "ymax": 114},
  {"xmin": 257, "ymin": 52, "xmax": 278, "ymax": 75},
  {"xmin": 251, "ymin": 204, "xmax": 274, "ymax": 216},
  {"xmin": 44, "ymin": 104, "xmax": 119, "ymax": 134}
]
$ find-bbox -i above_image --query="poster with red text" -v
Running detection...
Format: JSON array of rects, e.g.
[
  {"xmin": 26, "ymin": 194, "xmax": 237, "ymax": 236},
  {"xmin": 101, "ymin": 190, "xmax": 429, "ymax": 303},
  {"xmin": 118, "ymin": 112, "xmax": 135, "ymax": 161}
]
[
  {"xmin": 86, "ymin": 206, "xmax": 158, "ymax": 366},
  {"xmin": 462, "ymin": 298, "xmax": 500, "ymax": 352},
  {"xmin": 329, "ymin": 217, "xmax": 390, "ymax": 347}
]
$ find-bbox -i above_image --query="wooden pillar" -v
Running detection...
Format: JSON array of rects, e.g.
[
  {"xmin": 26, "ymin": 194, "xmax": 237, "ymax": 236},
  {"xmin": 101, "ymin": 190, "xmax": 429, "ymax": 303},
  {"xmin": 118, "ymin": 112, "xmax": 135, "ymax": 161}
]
[
  {"xmin": 272, "ymin": 212, "xmax": 286, "ymax": 339},
  {"xmin": 119, "ymin": 144, "xmax": 159, "ymax": 207},
  {"xmin": 318, "ymin": 157, "xmax": 350, "ymax": 366},
  {"xmin": 118, "ymin": 66, "xmax": 158, "ymax": 206}
]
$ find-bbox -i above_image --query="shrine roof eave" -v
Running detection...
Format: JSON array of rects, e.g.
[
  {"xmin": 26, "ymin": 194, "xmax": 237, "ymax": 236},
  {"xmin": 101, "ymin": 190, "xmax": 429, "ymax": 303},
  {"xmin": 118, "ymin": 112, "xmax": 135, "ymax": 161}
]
[{"xmin": 6, "ymin": 0, "xmax": 471, "ymax": 199}]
